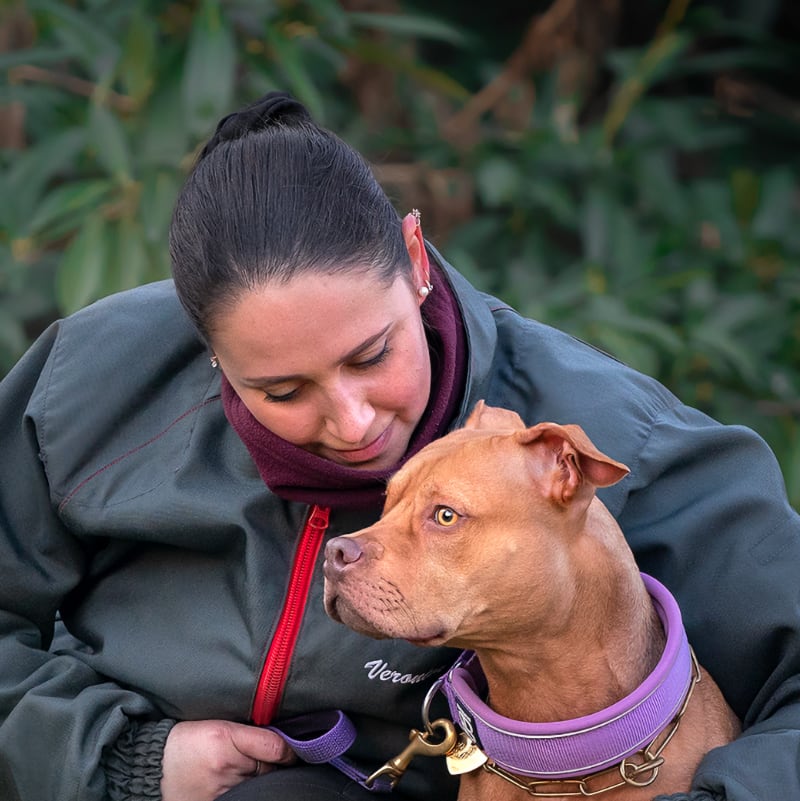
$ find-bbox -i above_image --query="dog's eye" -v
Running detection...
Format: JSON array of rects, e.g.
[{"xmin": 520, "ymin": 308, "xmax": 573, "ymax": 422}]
[{"xmin": 433, "ymin": 506, "xmax": 459, "ymax": 527}]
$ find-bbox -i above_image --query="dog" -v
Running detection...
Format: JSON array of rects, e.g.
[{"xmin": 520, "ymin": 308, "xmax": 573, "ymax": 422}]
[{"xmin": 323, "ymin": 401, "xmax": 740, "ymax": 800}]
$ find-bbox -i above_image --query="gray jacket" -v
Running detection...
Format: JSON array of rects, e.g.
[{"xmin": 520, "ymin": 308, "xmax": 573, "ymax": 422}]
[{"xmin": 1, "ymin": 251, "xmax": 798, "ymax": 801}]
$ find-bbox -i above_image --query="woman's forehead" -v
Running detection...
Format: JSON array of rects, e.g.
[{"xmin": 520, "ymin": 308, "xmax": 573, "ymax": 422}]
[{"xmin": 209, "ymin": 271, "xmax": 418, "ymax": 373}]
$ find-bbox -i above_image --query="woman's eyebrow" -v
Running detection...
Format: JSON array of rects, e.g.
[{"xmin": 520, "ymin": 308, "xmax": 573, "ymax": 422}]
[{"xmin": 241, "ymin": 324, "xmax": 393, "ymax": 386}]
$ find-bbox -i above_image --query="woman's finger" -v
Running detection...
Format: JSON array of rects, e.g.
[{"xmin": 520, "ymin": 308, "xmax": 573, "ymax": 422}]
[{"xmin": 228, "ymin": 722, "xmax": 297, "ymax": 768}]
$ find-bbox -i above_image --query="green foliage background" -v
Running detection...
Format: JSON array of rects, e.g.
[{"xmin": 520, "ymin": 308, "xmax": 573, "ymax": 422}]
[{"xmin": 1, "ymin": 0, "xmax": 798, "ymax": 506}]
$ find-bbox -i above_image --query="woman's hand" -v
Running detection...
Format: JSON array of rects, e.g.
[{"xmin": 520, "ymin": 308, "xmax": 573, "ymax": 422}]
[{"xmin": 161, "ymin": 719, "xmax": 296, "ymax": 801}]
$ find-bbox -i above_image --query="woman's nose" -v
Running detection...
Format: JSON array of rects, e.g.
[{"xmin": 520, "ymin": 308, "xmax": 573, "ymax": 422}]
[{"xmin": 324, "ymin": 384, "xmax": 375, "ymax": 444}]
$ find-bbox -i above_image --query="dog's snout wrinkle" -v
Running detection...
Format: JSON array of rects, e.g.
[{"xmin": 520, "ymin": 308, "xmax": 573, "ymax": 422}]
[{"xmin": 374, "ymin": 578, "xmax": 404, "ymax": 610}]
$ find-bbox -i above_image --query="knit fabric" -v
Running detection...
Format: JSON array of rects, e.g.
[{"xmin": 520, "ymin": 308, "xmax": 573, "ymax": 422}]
[{"xmin": 103, "ymin": 718, "xmax": 176, "ymax": 801}]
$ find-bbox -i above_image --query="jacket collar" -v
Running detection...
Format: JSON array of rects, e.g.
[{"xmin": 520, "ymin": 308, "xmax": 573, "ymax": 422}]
[{"xmin": 427, "ymin": 244, "xmax": 500, "ymax": 428}]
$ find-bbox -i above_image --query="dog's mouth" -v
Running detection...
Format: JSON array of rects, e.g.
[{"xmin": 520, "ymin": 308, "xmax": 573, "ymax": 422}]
[
  {"xmin": 325, "ymin": 593, "xmax": 391, "ymax": 640},
  {"xmin": 402, "ymin": 632, "xmax": 449, "ymax": 647},
  {"xmin": 325, "ymin": 590, "xmax": 449, "ymax": 645},
  {"xmin": 323, "ymin": 593, "xmax": 341, "ymax": 623}
]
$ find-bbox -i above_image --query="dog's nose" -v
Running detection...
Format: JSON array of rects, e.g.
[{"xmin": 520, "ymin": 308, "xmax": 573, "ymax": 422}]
[{"xmin": 325, "ymin": 536, "xmax": 363, "ymax": 573}]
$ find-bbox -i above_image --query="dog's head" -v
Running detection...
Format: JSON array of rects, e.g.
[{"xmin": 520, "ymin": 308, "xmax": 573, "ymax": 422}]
[{"xmin": 322, "ymin": 401, "xmax": 629, "ymax": 647}]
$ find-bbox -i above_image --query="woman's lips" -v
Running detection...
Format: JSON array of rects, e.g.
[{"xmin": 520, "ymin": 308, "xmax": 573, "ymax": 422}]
[{"xmin": 329, "ymin": 424, "xmax": 393, "ymax": 465}]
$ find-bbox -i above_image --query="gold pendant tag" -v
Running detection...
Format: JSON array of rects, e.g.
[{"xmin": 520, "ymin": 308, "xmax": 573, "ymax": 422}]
[{"xmin": 446, "ymin": 732, "xmax": 488, "ymax": 775}]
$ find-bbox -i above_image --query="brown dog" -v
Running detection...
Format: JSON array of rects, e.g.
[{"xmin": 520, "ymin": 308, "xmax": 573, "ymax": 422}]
[{"xmin": 323, "ymin": 401, "xmax": 739, "ymax": 800}]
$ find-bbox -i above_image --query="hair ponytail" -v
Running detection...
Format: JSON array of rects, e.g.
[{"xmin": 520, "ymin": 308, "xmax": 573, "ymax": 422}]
[{"xmin": 198, "ymin": 91, "xmax": 313, "ymax": 160}]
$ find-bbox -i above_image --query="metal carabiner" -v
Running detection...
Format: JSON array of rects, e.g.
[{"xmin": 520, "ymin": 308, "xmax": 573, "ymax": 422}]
[{"xmin": 365, "ymin": 718, "xmax": 458, "ymax": 789}]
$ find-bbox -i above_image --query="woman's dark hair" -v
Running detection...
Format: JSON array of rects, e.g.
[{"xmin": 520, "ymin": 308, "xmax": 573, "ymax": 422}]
[{"xmin": 169, "ymin": 91, "xmax": 410, "ymax": 341}]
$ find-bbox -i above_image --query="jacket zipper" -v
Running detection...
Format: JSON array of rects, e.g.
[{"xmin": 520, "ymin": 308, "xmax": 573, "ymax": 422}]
[{"xmin": 251, "ymin": 504, "xmax": 331, "ymax": 726}]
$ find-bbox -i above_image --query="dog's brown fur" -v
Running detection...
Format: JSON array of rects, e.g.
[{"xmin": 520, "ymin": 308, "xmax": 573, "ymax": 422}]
[{"xmin": 323, "ymin": 402, "xmax": 739, "ymax": 800}]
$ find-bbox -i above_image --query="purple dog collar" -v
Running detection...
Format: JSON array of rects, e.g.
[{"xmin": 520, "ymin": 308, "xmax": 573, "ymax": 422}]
[{"xmin": 441, "ymin": 573, "xmax": 693, "ymax": 779}]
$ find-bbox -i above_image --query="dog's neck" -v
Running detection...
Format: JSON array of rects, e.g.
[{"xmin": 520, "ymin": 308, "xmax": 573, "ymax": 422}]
[{"xmin": 467, "ymin": 504, "xmax": 665, "ymax": 724}]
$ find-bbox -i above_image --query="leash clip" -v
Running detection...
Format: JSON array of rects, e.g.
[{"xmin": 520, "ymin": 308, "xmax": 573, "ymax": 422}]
[{"xmin": 365, "ymin": 718, "xmax": 458, "ymax": 789}]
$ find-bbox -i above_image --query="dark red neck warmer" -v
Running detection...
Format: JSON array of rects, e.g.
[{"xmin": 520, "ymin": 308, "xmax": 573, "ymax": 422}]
[{"xmin": 221, "ymin": 263, "xmax": 467, "ymax": 510}]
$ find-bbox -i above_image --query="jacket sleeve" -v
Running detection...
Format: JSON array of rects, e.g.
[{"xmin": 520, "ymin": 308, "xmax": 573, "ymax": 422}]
[
  {"xmin": 616, "ymin": 402, "xmax": 800, "ymax": 801},
  {"xmin": 0, "ymin": 324, "xmax": 173, "ymax": 801}
]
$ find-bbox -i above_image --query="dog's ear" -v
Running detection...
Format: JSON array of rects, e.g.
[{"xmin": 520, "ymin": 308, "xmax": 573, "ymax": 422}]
[
  {"xmin": 463, "ymin": 400, "xmax": 526, "ymax": 432},
  {"xmin": 517, "ymin": 422, "xmax": 629, "ymax": 505}
]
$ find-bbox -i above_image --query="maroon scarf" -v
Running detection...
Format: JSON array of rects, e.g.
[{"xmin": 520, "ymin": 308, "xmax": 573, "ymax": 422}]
[{"xmin": 221, "ymin": 264, "xmax": 467, "ymax": 510}]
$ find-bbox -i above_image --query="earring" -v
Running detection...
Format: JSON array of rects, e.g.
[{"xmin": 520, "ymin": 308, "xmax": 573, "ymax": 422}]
[
  {"xmin": 418, "ymin": 281, "xmax": 433, "ymax": 298},
  {"xmin": 411, "ymin": 208, "xmax": 421, "ymax": 227},
  {"xmin": 210, "ymin": 355, "xmax": 219, "ymax": 369}
]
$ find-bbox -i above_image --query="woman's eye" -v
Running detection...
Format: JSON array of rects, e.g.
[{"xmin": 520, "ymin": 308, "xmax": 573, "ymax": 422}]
[
  {"xmin": 264, "ymin": 387, "xmax": 300, "ymax": 403},
  {"xmin": 433, "ymin": 506, "xmax": 459, "ymax": 527},
  {"xmin": 354, "ymin": 342, "xmax": 391, "ymax": 369}
]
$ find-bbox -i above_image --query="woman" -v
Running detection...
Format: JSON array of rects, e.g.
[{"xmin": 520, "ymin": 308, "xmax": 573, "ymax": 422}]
[{"xmin": 0, "ymin": 92, "xmax": 797, "ymax": 801}]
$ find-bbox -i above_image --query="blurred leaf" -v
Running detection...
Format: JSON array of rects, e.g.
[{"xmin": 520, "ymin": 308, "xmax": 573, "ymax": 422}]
[
  {"xmin": 633, "ymin": 151, "xmax": 687, "ymax": 226},
  {"xmin": 266, "ymin": 27, "xmax": 326, "ymax": 121},
  {"xmin": 588, "ymin": 327, "xmax": 661, "ymax": 375},
  {"xmin": 712, "ymin": 294, "xmax": 775, "ymax": 330},
  {"xmin": 347, "ymin": 38, "xmax": 468, "ymax": 99},
  {"xmin": 585, "ymin": 295, "xmax": 685, "ymax": 354},
  {"xmin": 0, "ymin": 46, "xmax": 73, "ymax": 70},
  {"xmin": 304, "ymin": 0, "xmax": 351, "ymax": 36},
  {"xmin": 143, "ymin": 244, "xmax": 172, "ymax": 285},
  {"xmin": 751, "ymin": 168, "xmax": 798, "ymax": 241},
  {"xmin": 731, "ymin": 169, "xmax": 760, "ymax": 225},
  {"xmin": 139, "ymin": 75, "xmax": 192, "ymax": 168},
  {"xmin": 581, "ymin": 187, "xmax": 612, "ymax": 266},
  {"xmin": 604, "ymin": 31, "xmax": 692, "ymax": 143},
  {"xmin": 475, "ymin": 157, "xmax": 520, "ymax": 207},
  {"xmin": 734, "ymin": 0, "xmax": 783, "ymax": 30},
  {"xmin": 26, "ymin": 179, "xmax": 114, "ymax": 241},
  {"xmin": 182, "ymin": 0, "xmax": 237, "ymax": 138},
  {"xmin": 0, "ymin": 309, "xmax": 27, "ymax": 352},
  {"xmin": 56, "ymin": 212, "xmax": 109, "ymax": 315},
  {"xmin": 29, "ymin": 0, "xmax": 120, "ymax": 80},
  {"xmin": 101, "ymin": 215, "xmax": 150, "ymax": 296},
  {"xmin": 782, "ymin": 426, "xmax": 800, "ymax": 510},
  {"xmin": 139, "ymin": 170, "xmax": 181, "ymax": 244},
  {"xmin": 689, "ymin": 295, "xmax": 768, "ymax": 385},
  {"xmin": 119, "ymin": 9, "xmax": 157, "ymax": 103},
  {"xmin": 691, "ymin": 180, "xmax": 744, "ymax": 261},
  {"xmin": 346, "ymin": 12, "xmax": 470, "ymax": 45},
  {"xmin": 689, "ymin": 5, "xmax": 777, "ymax": 40},
  {"xmin": 625, "ymin": 99, "xmax": 745, "ymax": 151},
  {"xmin": 1, "ymin": 128, "xmax": 86, "ymax": 234},
  {"xmin": 88, "ymin": 102, "xmax": 133, "ymax": 182},
  {"xmin": 691, "ymin": 330, "xmax": 761, "ymax": 385},
  {"xmin": 607, "ymin": 205, "xmax": 651, "ymax": 277},
  {"xmin": 671, "ymin": 47, "xmax": 790, "ymax": 75},
  {"xmin": 523, "ymin": 178, "xmax": 576, "ymax": 229},
  {"xmin": 605, "ymin": 47, "xmax": 640, "ymax": 78}
]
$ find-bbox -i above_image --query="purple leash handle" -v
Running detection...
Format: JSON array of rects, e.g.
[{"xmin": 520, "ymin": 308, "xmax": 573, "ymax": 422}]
[{"xmin": 267, "ymin": 710, "xmax": 394, "ymax": 793}]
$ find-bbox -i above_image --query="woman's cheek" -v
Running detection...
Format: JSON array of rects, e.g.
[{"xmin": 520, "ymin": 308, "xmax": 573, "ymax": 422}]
[{"xmin": 241, "ymin": 396, "xmax": 310, "ymax": 446}]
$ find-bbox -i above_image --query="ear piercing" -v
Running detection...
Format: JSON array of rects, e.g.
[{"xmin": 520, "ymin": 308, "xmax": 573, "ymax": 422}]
[
  {"xmin": 411, "ymin": 209, "xmax": 430, "ymax": 297},
  {"xmin": 210, "ymin": 355, "xmax": 219, "ymax": 368}
]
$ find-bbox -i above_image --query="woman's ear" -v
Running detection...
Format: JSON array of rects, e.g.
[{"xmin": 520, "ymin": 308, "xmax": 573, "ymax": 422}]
[{"xmin": 402, "ymin": 212, "xmax": 431, "ymax": 304}]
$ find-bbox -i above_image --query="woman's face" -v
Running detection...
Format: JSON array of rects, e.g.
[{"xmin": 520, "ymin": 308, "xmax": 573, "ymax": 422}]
[{"xmin": 210, "ymin": 256, "xmax": 432, "ymax": 471}]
